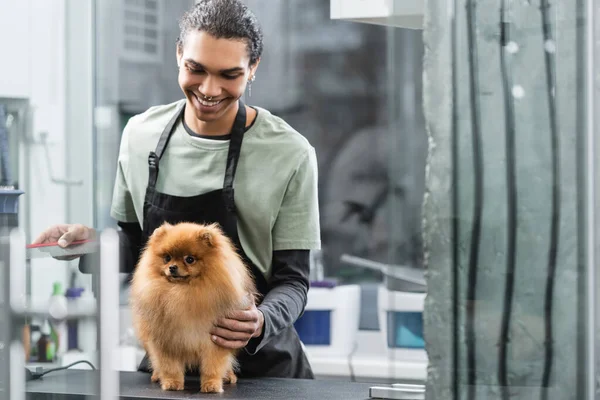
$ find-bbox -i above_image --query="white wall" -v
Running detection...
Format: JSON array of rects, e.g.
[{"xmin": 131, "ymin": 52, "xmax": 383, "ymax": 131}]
[
  {"xmin": 0, "ymin": 0, "xmax": 32, "ymax": 98},
  {"xmin": 28, "ymin": 0, "xmax": 70, "ymax": 299},
  {"xmin": 0, "ymin": 0, "xmax": 94, "ymax": 302}
]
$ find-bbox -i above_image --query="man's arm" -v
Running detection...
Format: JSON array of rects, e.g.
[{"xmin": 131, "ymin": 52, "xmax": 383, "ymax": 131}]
[
  {"xmin": 246, "ymin": 147, "xmax": 321, "ymax": 353},
  {"xmin": 78, "ymin": 221, "xmax": 143, "ymax": 275},
  {"xmin": 117, "ymin": 221, "xmax": 144, "ymax": 275},
  {"xmin": 245, "ymin": 249, "xmax": 310, "ymax": 354}
]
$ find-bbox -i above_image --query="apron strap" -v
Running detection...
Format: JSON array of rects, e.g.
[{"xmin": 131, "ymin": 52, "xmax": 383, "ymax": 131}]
[
  {"xmin": 222, "ymin": 100, "xmax": 247, "ymax": 212},
  {"xmin": 147, "ymin": 102, "xmax": 186, "ymax": 188},
  {"xmin": 146, "ymin": 99, "xmax": 247, "ymax": 208}
]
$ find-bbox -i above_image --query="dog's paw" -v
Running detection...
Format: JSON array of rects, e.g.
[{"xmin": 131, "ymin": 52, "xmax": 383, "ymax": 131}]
[
  {"xmin": 150, "ymin": 372, "xmax": 160, "ymax": 383},
  {"xmin": 161, "ymin": 379, "xmax": 184, "ymax": 391},
  {"xmin": 223, "ymin": 370, "xmax": 237, "ymax": 384},
  {"xmin": 201, "ymin": 379, "xmax": 224, "ymax": 393}
]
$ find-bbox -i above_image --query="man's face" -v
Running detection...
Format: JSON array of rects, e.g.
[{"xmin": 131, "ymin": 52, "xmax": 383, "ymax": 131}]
[{"xmin": 177, "ymin": 30, "xmax": 258, "ymax": 123}]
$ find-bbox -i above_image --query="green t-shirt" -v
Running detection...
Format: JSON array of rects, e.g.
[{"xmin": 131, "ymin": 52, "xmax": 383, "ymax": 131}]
[{"xmin": 110, "ymin": 99, "xmax": 321, "ymax": 278}]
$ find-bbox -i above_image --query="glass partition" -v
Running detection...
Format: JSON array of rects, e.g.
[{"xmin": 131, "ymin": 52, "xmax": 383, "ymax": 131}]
[
  {"xmin": 422, "ymin": 0, "xmax": 595, "ymax": 398},
  {"xmin": 93, "ymin": 0, "xmax": 429, "ymax": 388},
  {"xmin": 1, "ymin": 0, "xmax": 598, "ymax": 399}
]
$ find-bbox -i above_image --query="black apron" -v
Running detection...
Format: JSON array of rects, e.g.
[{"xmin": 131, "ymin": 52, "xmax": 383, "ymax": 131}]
[{"xmin": 136, "ymin": 100, "xmax": 314, "ymax": 379}]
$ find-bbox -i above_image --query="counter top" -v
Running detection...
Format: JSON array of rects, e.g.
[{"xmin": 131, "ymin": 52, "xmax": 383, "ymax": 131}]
[{"xmin": 26, "ymin": 370, "xmax": 374, "ymax": 399}]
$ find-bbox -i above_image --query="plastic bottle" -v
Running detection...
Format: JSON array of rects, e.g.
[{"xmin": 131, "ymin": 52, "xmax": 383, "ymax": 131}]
[
  {"xmin": 23, "ymin": 324, "xmax": 30, "ymax": 361},
  {"xmin": 77, "ymin": 289, "xmax": 97, "ymax": 353},
  {"xmin": 29, "ymin": 324, "xmax": 41, "ymax": 359},
  {"xmin": 48, "ymin": 282, "xmax": 68, "ymax": 320},
  {"xmin": 65, "ymin": 287, "xmax": 84, "ymax": 350},
  {"xmin": 37, "ymin": 320, "xmax": 55, "ymax": 362},
  {"xmin": 48, "ymin": 282, "xmax": 68, "ymax": 355}
]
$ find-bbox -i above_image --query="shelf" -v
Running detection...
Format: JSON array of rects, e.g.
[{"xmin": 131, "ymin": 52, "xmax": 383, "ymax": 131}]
[{"xmin": 330, "ymin": 0, "xmax": 424, "ymax": 30}]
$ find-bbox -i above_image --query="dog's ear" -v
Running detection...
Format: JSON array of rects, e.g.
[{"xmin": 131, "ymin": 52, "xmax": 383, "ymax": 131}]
[
  {"xmin": 198, "ymin": 230, "xmax": 214, "ymax": 247},
  {"xmin": 152, "ymin": 222, "xmax": 172, "ymax": 240}
]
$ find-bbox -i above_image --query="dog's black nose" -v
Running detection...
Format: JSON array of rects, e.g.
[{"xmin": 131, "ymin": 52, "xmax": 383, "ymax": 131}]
[{"xmin": 169, "ymin": 265, "xmax": 178, "ymax": 274}]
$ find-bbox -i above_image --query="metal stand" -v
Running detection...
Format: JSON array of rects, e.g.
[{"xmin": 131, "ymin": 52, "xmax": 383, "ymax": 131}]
[
  {"xmin": 1, "ymin": 229, "xmax": 27, "ymax": 400},
  {"xmin": 98, "ymin": 229, "xmax": 120, "ymax": 399},
  {"xmin": 1, "ymin": 228, "xmax": 120, "ymax": 399},
  {"xmin": 1, "ymin": 230, "xmax": 13, "ymax": 399}
]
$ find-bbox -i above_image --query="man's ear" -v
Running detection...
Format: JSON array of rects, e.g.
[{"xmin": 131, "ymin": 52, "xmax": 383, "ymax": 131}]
[
  {"xmin": 250, "ymin": 58, "xmax": 261, "ymax": 77},
  {"xmin": 176, "ymin": 46, "xmax": 182, "ymax": 68}
]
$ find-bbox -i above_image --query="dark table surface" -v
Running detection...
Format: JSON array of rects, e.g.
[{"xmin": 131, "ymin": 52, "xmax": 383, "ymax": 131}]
[{"xmin": 25, "ymin": 370, "xmax": 375, "ymax": 399}]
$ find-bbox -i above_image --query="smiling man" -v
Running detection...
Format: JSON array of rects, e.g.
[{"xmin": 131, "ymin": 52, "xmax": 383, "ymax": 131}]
[
  {"xmin": 33, "ymin": 0, "xmax": 321, "ymax": 381},
  {"xmin": 177, "ymin": 27, "xmax": 259, "ymax": 133}
]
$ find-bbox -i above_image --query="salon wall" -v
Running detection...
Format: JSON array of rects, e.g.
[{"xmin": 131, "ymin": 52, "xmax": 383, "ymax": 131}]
[
  {"xmin": 423, "ymin": 0, "xmax": 584, "ymax": 398},
  {"xmin": 0, "ymin": 0, "xmax": 86, "ymax": 299}
]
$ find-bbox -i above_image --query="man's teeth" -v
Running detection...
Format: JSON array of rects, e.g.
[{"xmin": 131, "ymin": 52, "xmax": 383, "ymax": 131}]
[{"xmin": 195, "ymin": 94, "xmax": 221, "ymax": 107}]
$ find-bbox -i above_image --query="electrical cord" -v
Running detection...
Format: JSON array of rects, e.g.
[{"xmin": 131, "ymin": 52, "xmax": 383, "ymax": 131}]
[
  {"xmin": 465, "ymin": 1, "xmax": 485, "ymax": 399},
  {"xmin": 539, "ymin": 0, "xmax": 560, "ymax": 398},
  {"xmin": 29, "ymin": 360, "xmax": 97, "ymax": 381},
  {"xmin": 498, "ymin": 2, "xmax": 518, "ymax": 399}
]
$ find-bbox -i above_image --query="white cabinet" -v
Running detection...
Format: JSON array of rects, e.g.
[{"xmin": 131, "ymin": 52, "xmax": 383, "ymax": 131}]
[
  {"xmin": 330, "ymin": 0, "xmax": 424, "ymax": 29},
  {"xmin": 0, "ymin": 0, "xmax": 32, "ymax": 98}
]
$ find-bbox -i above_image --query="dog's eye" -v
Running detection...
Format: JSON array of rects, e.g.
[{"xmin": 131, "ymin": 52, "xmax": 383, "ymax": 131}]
[
  {"xmin": 185, "ymin": 256, "xmax": 195, "ymax": 264},
  {"xmin": 163, "ymin": 255, "xmax": 171, "ymax": 263}
]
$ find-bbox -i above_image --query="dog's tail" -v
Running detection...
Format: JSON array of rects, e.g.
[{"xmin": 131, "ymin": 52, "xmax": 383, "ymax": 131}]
[{"xmin": 230, "ymin": 353, "xmax": 241, "ymax": 373}]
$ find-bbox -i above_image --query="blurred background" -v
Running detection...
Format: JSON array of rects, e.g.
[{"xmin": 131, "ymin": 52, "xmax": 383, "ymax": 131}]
[{"xmin": 1, "ymin": 0, "xmax": 598, "ymax": 399}]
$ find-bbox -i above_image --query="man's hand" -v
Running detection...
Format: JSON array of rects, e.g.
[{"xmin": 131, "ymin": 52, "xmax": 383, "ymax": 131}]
[
  {"xmin": 210, "ymin": 302, "xmax": 264, "ymax": 350},
  {"xmin": 32, "ymin": 224, "xmax": 96, "ymax": 260}
]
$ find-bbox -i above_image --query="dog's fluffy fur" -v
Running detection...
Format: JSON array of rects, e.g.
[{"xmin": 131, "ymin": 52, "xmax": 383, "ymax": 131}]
[{"xmin": 130, "ymin": 222, "xmax": 257, "ymax": 393}]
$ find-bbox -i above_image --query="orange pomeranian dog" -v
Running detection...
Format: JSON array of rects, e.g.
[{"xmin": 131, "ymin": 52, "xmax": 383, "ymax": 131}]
[{"xmin": 130, "ymin": 222, "xmax": 257, "ymax": 393}]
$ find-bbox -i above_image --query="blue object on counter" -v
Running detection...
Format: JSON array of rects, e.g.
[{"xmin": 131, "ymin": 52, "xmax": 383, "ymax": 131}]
[
  {"xmin": 0, "ymin": 104, "xmax": 13, "ymax": 186},
  {"xmin": 386, "ymin": 311, "xmax": 425, "ymax": 349},
  {"xmin": 294, "ymin": 310, "xmax": 331, "ymax": 345},
  {"xmin": 65, "ymin": 287, "xmax": 84, "ymax": 350},
  {"xmin": 0, "ymin": 189, "xmax": 24, "ymax": 214}
]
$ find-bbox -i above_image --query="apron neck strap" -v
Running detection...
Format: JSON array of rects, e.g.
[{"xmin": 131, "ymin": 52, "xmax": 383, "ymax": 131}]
[
  {"xmin": 222, "ymin": 100, "xmax": 246, "ymax": 205},
  {"xmin": 147, "ymin": 102, "xmax": 186, "ymax": 188},
  {"xmin": 146, "ymin": 99, "xmax": 248, "ymax": 194}
]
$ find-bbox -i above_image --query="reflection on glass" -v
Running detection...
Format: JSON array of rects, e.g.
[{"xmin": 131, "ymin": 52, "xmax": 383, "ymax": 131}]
[
  {"xmin": 421, "ymin": 0, "xmax": 593, "ymax": 398},
  {"xmin": 92, "ymin": 0, "xmax": 428, "ymax": 388}
]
